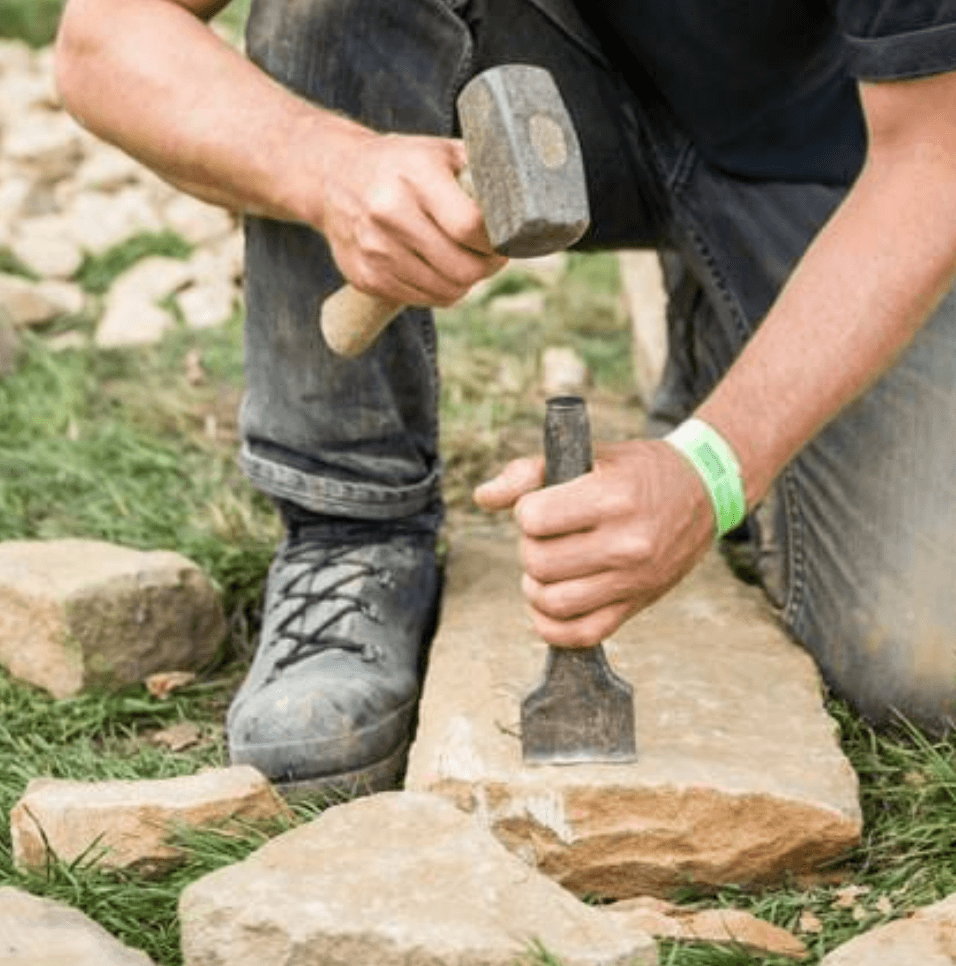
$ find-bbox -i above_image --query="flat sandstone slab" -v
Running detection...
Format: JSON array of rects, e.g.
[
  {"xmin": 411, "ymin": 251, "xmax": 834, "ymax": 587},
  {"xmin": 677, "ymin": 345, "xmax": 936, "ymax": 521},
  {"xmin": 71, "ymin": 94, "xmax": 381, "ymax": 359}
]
[{"xmin": 406, "ymin": 526, "xmax": 862, "ymax": 899}]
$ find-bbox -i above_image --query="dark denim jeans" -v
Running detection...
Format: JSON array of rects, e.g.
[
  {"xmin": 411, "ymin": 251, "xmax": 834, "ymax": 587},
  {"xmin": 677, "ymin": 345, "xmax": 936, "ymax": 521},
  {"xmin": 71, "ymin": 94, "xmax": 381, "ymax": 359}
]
[{"xmin": 238, "ymin": 0, "xmax": 956, "ymax": 730}]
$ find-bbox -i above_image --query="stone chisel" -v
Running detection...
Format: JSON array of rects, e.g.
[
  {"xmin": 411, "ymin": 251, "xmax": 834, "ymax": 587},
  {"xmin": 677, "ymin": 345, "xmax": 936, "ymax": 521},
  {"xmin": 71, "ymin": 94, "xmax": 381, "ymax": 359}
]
[{"xmin": 520, "ymin": 396, "xmax": 638, "ymax": 766}]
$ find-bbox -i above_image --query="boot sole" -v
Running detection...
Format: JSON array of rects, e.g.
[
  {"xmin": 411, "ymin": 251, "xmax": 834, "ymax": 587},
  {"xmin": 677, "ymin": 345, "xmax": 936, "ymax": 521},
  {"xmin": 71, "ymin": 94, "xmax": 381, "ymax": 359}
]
[{"xmin": 273, "ymin": 736, "xmax": 412, "ymax": 804}]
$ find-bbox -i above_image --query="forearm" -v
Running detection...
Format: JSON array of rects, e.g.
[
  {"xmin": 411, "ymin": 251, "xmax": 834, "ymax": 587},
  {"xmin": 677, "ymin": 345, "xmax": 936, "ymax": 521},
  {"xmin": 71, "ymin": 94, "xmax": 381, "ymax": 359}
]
[
  {"xmin": 55, "ymin": 0, "xmax": 368, "ymax": 228},
  {"xmin": 697, "ymin": 80, "xmax": 956, "ymax": 508}
]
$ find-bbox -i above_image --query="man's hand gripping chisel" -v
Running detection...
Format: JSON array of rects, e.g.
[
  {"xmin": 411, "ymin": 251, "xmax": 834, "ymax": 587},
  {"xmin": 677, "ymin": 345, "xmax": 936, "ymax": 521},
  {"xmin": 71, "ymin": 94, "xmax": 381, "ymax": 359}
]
[
  {"xmin": 319, "ymin": 64, "xmax": 590, "ymax": 358},
  {"xmin": 520, "ymin": 396, "xmax": 638, "ymax": 766}
]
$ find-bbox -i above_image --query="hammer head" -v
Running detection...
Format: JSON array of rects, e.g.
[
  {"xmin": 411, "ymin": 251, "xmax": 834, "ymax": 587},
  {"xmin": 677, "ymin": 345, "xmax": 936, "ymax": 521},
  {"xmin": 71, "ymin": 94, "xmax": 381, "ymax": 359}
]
[{"xmin": 456, "ymin": 65, "xmax": 590, "ymax": 258}]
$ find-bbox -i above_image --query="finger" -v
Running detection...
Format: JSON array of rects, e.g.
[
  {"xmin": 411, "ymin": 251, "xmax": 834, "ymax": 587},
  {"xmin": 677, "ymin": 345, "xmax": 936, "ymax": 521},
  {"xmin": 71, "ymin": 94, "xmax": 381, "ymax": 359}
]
[
  {"xmin": 473, "ymin": 457, "xmax": 544, "ymax": 512},
  {"xmin": 528, "ymin": 599, "xmax": 639, "ymax": 649},
  {"xmin": 514, "ymin": 475, "xmax": 602, "ymax": 539},
  {"xmin": 521, "ymin": 570, "xmax": 632, "ymax": 621}
]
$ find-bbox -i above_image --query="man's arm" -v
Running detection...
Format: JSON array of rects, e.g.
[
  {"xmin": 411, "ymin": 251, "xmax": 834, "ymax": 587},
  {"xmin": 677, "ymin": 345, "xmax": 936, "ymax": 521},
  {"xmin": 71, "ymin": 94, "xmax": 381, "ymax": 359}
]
[
  {"xmin": 55, "ymin": 0, "xmax": 503, "ymax": 306},
  {"xmin": 476, "ymin": 70, "xmax": 956, "ymax": 647}
]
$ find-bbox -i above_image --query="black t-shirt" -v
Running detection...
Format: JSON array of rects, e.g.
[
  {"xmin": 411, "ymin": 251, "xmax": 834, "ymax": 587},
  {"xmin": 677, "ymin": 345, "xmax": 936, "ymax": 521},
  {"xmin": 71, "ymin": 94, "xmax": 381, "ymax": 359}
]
[{"xmin": 582, "ymin": 0, "xmax": 956, "ymax": 184}]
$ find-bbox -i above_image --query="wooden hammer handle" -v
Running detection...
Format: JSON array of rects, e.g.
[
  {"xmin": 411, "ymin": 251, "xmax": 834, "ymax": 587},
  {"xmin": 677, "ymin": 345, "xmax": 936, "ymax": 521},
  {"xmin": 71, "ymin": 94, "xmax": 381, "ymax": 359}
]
[{"xmin": 319, "ymin": 168, "xmax": 476, "ymax": 358}]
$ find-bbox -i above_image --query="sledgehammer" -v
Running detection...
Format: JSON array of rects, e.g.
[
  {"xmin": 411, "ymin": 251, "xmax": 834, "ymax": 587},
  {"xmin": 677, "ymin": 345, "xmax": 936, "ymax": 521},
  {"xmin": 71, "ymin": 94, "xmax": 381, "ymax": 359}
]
[{"xmin": 319, "ymin": 64, "xmax": 590, "ymax": 358}]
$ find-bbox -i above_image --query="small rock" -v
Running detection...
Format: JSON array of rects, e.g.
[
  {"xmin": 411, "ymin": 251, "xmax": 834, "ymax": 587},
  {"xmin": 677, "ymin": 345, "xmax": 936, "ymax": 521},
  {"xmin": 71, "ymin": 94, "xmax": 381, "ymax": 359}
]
[
  {"xmin": 96, "ymin": 296, "xmax": 175, "ymax": 348},
  {"xmin": 610, "ymin": 897, "xmax": 808, "ymax": 960},
  {"xmin": 95, "ymin": 256, "xmax": 195, "ymax": 348},
  {"xmin": 179, "ymin": 791, "xmax": 656, "ymax": 966},
  {"xmin": 62, "ymin": 188, "xmax": 163, "ymax": 254},
  {"xmin": 542, "ymin": 345, "xmax": 590, "ymax": 396},
  {"xmin": 177, "ymin": 280, "xmax": 236, "ymax": 330},
  {"xmin": 0, "ymin": 539, "xmax": 226, "ymax": 698},
  {"xmin": 109, "ymin": 255, "xmax": 195, "ymax": 303},
  {"xmin": 161, "ymin": 194, "xmax": 234, "ymax": 245},
  {"xmin": 4, "ymin": 111, "xmax": 84, "ymax": 179},
  {"xmin": 11, "ymin": 766, "xmax": 289, "ymax": 875},
  {"xmin": 11, "ymin": 215, "xmax": 86, "ymax": 279},
  {"xmin": 820, "ymin": 891, "xmax": 956, "ymax": 965},
  {"xmin": 0, "ymin": 887, "xmax": 155, "ymax": 965},
  {"xmin": 73, "ymin": 144, "xmax": 144, "ymax": 193},
  {"xmin": 148, "ymin": 721, "xmax": 202, "ymax": 751},
  {"xmin": 0, "ymin": 273, "xmax": 77, "ymax": 328},
  {"xmin": 0, "ymin": 176, "xmax": 35, "ymax": 224},
  {"xmin": 145, "ymin": 670, "xmax": 197, "ymax": 699},
  {"xmin": 46, "ymin": 330, "xmax": 89, "ymax": 353}
]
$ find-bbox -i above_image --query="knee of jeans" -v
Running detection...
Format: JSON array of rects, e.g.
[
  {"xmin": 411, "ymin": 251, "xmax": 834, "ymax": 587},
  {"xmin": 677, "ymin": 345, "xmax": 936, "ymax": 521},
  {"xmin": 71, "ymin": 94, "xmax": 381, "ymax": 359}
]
[{"xmin": 795, "ymin": 605, "xmax": 956, "ymax": 736}]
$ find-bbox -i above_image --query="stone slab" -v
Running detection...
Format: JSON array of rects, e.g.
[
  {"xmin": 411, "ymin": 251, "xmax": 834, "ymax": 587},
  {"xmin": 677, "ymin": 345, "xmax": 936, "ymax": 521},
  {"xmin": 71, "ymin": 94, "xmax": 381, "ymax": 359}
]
[
  {"xmin": 179, "ymin": 791, "xmax": 656, "ymax": 966},
  {"xmin": 406, "ymin": 525, "xmax": 862, "ymax": 899}
]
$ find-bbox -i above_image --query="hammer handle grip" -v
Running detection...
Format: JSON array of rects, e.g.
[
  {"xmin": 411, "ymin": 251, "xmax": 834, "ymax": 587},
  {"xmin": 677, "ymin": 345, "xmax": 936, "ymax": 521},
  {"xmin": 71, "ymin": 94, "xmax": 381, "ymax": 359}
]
[{"xmin": 319, "ymin": 167, "xmax": 475, "ymax": 358}]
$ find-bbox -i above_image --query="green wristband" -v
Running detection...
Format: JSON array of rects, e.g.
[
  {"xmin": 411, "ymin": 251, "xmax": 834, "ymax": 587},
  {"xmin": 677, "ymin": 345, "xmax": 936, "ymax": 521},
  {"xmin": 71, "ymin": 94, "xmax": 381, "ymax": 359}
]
[{"xmin": 664, "ymin": 418, "xmax": 746, "ymax": 538}]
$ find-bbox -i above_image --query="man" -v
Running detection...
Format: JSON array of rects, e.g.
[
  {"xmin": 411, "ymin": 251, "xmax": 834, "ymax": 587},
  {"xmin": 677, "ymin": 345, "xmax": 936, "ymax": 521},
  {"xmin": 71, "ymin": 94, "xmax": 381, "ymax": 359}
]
[{"xmin": 55, "ymin": 0, "xmax": 956, "ymax": 797}]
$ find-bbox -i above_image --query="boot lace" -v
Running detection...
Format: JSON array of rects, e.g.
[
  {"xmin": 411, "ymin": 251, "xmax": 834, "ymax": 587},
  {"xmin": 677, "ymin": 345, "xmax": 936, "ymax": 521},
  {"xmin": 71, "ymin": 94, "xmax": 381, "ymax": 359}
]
[{"xmin": 264, "ymin": 542, "xmax": 396, "ymax": 682}]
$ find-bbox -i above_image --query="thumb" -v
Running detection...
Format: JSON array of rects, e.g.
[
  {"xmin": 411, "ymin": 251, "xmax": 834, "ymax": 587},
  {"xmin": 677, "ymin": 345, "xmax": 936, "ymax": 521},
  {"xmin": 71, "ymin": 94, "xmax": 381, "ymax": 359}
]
[{"xmin": 473, "ymin": 457, "xmax": 544, "ymax": 512}]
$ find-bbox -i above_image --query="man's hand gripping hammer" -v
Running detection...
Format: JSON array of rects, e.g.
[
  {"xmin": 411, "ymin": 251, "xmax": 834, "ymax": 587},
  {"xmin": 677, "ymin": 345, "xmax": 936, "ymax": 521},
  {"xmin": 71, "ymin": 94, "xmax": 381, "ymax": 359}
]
[{"xmin": 319, "ymin": 64, "xmax": 590, "ymax": 358}]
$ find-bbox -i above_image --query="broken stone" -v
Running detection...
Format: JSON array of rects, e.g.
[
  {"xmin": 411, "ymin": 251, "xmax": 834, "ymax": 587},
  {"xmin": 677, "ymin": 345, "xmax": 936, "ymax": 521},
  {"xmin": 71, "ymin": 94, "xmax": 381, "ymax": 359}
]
[
  {"xmin": 0, "ymin": 887, "xmax": 155, "ymax": 965},
  {"xmin": 609, "ymin": 896, "xmax": 808, "ymax": 960},
  {"xmin": 148, "ymin": 721, "xmax": 203, "ymax": 751},
  {"xmin": 542, "ymin": 345, "xmax": 590, "ymax": 396},
  {"xmin": 4, "ymin": 111, "xmax": 84, "ymax": 179},
  {"xmin": 0, "ymin": 272, "xmax": 78, "ymax": 328},
  {"xmin": 0, "ymin": 539, "xmax": 226, "ymax": 698},
  {"xmin": 108, "ymin": 254, "xmax": 195, "ymax": 302},
  {"xmin": 61, "ymin": 188, "xmax": 163, "ymax": 254},
  {"xmin": 179, "ymin": 791, "xmax": 656, "ymax": 966},
  {"xmin": 618, "ymin": 250, "xmax": 668, "ymax": 407},
  {"xmin": 96, "ymin": 294, "xmax": 175, "ymax": 348},
  {"xmin": 405, "ymin": 528, "xmax": 862, "ymax": 899},
  {"xmin": 10, "ymin": 766, "xmax": 288, "ymax": 875},
  {"xmin": 73, "ymin": 143, "xmax": 144, "ymax": 193},
  {"xmin": 819, "ymin": 891, "xmax": 956, "ymax": 965},
  {"xmin": 161, "ymin": 194, "xmax": 234, "ymax": 245},
  {"xmin": 145, "ymin": 669, "xmax": 197, "ymax": 699},
  {"xmin": 177, "ymin": 279, "xmax": 236, "ymax": 329},
  {"xmin": 11, "ymin": 215, "xmax": 86, "ymax": 278}
]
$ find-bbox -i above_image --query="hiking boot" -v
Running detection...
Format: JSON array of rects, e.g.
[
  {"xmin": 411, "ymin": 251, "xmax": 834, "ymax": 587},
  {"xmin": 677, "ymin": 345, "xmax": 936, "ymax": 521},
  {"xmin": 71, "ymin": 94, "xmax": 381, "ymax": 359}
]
[{"xmin": 226, "ymin": 512, "xmax": 441, "ymax": 799}]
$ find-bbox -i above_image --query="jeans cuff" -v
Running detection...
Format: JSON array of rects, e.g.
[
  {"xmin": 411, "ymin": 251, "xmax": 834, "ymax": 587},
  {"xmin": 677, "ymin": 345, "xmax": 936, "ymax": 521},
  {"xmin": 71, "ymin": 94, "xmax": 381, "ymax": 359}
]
[{"xmin": 239, "ymin": 443, "xmax": 442, "ymax": 520}]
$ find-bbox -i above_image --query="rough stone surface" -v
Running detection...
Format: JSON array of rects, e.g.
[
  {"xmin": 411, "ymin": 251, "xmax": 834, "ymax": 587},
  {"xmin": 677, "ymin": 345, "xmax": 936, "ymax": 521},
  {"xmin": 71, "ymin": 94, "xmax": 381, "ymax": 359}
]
[
  {"xmin": 618, "ymin": 250, "xmax": 668, "ymax": 407},
  {"xmin": 0, "ymin": 272, "xmax": 75, "ymax": 328},
  {"xmin": 610, "ymin": 897, "xmax": 808, "ymax": 959},
  {"xmin": 819, "ymin": 892, "xmax": 956, "ymax": 965},
  {"xmin": 178, "ymin": 279, "xmax": 236, "ymax": 329},
  {"xmin": 0, "ymin": 539, "xmax": 226, "ymax": 698},
  {"xmin": 11, "ymin": 766, "xmax": 289, "ymax": 875},
  {"xmin": 406, "ymin": 525, "xmax": 862, "ymax": 899},
  {"xmin": 179, "ymin": 791, "xmax": 657, "ymax": 966},
  {"xmin": 0, "ymin": 886, "xmax": 155, "ymax": 965}
]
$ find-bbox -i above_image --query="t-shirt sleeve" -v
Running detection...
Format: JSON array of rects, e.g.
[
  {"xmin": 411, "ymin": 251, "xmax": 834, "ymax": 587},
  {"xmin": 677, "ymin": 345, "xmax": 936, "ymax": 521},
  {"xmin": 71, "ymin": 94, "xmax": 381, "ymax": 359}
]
[{"xmin": 832, "ymin": 0, "xmax": 956, "ymax": 80}]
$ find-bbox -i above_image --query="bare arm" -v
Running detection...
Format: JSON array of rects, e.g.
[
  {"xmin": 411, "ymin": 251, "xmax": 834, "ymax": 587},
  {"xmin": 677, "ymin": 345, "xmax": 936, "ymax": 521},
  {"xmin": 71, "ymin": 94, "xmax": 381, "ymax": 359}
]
[
  {"xmin": 477, "ymin": 70, "xmax": 956, "ymax": 648},
  {"xmin": 698, "ymin": 72, "xmax": 956, "ymax": 507},
  {"xmin": 55, "ymin": 0, "xmax": 504, "ymax": 304}
]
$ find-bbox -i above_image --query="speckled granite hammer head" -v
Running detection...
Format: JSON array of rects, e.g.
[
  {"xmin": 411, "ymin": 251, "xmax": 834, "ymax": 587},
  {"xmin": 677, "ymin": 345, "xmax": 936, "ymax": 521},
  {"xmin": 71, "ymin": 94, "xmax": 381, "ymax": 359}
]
[{"xmin": 456, "ymin": 65, "xmax": 590, "ymax": 258}]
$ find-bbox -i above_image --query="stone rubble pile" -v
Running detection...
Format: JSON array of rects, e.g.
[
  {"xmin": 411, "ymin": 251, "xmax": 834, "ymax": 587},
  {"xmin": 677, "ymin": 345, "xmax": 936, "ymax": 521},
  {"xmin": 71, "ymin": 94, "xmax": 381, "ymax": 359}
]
[{"xmin": 0, "ymin": 39, "xmax": 242, "ymax": 348}]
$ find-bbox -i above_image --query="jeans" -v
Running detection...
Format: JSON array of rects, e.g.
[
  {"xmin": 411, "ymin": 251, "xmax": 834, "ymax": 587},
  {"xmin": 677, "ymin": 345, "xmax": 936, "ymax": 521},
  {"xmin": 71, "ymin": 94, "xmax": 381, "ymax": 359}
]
[{"xmin": 239, "ymin": 0, "xmax": 956, "ymax": 730}]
